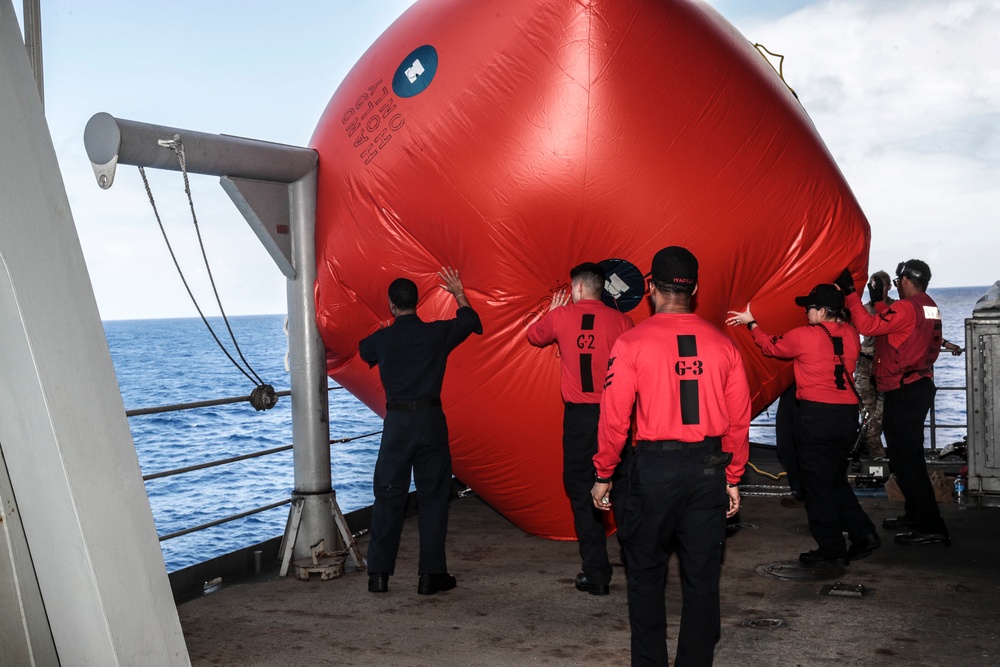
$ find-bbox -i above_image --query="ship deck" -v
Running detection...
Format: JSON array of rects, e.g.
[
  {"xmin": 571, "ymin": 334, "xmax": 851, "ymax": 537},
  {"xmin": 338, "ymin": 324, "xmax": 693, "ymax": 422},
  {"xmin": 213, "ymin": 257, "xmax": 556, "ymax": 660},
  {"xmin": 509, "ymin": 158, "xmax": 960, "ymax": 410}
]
[{"xmin": 177, "ymin": 478, "xmax": 1000, "ymax": 666}]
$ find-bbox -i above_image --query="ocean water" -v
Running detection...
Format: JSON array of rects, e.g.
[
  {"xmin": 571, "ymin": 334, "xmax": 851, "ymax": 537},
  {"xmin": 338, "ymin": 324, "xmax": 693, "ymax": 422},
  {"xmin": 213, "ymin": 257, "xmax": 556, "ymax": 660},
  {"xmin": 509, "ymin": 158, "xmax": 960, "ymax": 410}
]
[
  {"xmin": 105, "ymin": 314, "xmax": 383, "ymax": 572},
  {"xmin": 104, "ymin": 285, "xmax": 987, "ymax": 572}
]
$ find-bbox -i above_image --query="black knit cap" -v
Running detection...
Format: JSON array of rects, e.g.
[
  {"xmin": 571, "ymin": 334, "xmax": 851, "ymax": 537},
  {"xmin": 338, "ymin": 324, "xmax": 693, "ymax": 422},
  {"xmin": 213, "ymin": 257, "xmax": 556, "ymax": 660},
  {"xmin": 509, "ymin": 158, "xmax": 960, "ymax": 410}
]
[
  {"xmin": 794, "ymin": 283, "xmax": 844, "ymax": 310},
  {"xmin": 651, "ymin": 246, "xmax": 698, "ymax": 288}
]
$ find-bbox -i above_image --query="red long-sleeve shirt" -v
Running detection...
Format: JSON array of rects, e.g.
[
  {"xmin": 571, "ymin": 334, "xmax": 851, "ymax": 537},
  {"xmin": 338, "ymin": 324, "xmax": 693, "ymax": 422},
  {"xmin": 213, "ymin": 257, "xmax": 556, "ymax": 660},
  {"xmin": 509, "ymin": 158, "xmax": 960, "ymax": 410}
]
[
  {"xmin": 846, "ymin": 292, "xmax": 914, "ymax": 350},
  {"xmin": 845, "ymin": 291, "xmax": 941, "ymax": 391},
  {"xmin": 594, "ymin": 312, "xmax": 751, "ymax": 484},
  {"xmin": 750, "ymin": 321, "xmax": 860, "ymax": 404},
  {"xmin": 527, "ymin": 299, "xmax": 634, "ymax": 404}
]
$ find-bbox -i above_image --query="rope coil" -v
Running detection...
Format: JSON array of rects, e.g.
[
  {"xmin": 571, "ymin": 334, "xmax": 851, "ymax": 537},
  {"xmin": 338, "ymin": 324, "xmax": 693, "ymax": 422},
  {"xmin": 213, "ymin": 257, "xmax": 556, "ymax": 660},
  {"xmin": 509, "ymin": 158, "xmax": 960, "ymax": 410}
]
[{"xmin": 249, "ymin": 384, "xmax": 279, "ymax": 411}]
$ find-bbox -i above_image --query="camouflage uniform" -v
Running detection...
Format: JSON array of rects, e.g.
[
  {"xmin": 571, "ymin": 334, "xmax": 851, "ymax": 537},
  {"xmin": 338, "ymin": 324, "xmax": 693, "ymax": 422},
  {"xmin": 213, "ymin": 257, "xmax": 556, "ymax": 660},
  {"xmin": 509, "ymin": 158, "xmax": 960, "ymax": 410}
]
[{"xmin": 856, "ymin": 295, "xmax": 894, "ymax": 458}]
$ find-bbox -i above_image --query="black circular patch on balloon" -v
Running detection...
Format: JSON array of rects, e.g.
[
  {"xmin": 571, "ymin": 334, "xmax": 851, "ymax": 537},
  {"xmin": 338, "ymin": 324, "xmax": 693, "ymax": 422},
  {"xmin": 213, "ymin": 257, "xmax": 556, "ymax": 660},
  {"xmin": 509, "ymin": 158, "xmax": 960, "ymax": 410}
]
[
  {"xmin": 392, "ymin": 45, "xmax": 439, "ymax": 98},
  {"xmin": 599, "ymin": 258, "xmax": 645, "ymax": 313}
]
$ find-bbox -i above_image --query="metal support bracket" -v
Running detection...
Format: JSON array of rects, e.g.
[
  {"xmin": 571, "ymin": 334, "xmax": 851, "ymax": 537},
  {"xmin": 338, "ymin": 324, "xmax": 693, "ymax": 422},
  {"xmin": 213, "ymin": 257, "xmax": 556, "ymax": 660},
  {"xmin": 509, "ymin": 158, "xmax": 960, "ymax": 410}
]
[
  {"xmin": 279, "ymin": 492, "xmax": 365, "ymax": 578},
  {"xmin": 84, "ymin": 112, "xmax": 341, "ymax": 573},
  {"xmin": 278, "ymin": 496, "xmax": 304, "ymax": 578},
  {"xmin": 332, "ymin": 497, "xmax": 366, "ymax": 571}
]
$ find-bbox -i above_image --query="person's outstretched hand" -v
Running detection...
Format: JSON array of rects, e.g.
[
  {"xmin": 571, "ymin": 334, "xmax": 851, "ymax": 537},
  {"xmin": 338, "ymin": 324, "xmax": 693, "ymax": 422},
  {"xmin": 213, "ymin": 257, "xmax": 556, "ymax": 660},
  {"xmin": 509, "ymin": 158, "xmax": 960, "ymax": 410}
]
[
  {"xmin": 438, "ymin": 266, "xmax": 471, "ymax": 308},
  {"xmin": 726, "ymin": 305, "xmax": 755, "ymax": 327},
  {"xmin": 548, "ymin": 289, "xmax": 570, "ymax": 311},
  {"xmin": 868, "ymin": 274, "xmax": 885, "ymax": 303},
  {"xmin": 834, "ymin": 269, "xmax": 856, "ymax": 295}
]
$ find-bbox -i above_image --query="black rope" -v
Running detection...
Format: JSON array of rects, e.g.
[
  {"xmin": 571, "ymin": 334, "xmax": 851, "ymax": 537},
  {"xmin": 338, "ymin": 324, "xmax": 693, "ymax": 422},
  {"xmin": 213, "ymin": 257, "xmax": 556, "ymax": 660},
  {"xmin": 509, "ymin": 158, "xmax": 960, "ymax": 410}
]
[
  {"xmin": 170, "ymin": 144, "xmax": 265, "ymax": 386},
  {"xmin": 138, "ymin": 161, "xmax": 277, "ymax": 411},
  {"xmin": 330, "ymin": 430, "xmax": 383, "ymax": 444}
]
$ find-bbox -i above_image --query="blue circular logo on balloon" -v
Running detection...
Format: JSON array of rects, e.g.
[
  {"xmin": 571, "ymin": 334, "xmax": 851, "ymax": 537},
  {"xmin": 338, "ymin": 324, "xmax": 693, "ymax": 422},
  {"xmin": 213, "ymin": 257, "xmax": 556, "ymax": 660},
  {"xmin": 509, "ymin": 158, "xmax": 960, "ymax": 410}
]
[
  {"xmin": 392, "ymin": 45, "xmax": 438, "ymax": 98},
  {"xmin": 599, "ymin": 258, "xmax": 645, "ymax": 313}
]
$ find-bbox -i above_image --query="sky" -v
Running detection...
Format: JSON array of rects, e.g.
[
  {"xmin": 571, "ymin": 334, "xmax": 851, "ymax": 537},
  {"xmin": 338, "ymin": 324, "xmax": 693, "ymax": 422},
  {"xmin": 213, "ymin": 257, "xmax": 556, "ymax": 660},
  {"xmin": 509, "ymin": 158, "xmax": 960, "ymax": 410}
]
[{"xmin": 13, "ymin": 0, "xmax": 1000, "ymax": 320}]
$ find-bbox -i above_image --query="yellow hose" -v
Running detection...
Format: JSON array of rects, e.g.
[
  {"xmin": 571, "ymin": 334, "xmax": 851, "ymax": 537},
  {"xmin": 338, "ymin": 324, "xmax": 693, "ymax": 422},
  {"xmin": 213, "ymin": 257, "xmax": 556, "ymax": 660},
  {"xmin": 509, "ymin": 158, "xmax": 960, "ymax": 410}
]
[{"xmin": 746, "ymin": 461, "xmax": 787, "ymax": 481}]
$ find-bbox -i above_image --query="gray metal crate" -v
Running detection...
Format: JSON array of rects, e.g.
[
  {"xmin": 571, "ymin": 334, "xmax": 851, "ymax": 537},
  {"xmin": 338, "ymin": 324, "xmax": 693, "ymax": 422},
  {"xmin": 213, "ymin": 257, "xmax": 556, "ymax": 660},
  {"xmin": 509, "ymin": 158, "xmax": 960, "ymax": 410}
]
[{"xmin": 966, "ymin": 311, "xmax": 1000, "ymax": 494}]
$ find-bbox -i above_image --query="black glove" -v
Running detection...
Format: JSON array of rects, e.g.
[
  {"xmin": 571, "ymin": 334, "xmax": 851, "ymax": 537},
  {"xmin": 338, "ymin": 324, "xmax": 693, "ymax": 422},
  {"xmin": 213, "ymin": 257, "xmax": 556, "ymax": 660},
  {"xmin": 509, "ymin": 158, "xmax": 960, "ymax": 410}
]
[
  {"xmin": 867, "ymin": 275, "xmax": 885, "ymax": 303},
  {"xmin": 834, "ymin": 269, "xmax": 856, "ymax": 295}
]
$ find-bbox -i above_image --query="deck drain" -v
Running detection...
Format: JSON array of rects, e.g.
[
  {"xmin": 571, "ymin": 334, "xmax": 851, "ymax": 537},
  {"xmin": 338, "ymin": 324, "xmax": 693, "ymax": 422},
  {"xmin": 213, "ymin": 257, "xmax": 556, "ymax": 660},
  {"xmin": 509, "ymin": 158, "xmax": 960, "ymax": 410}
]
[
  {"xmin": 728, "ymin": 522, "xmax": 758, "ymax": 531},
  {"xmin": 756, "ymin": 560, "xmax": 845, "ymax": 581},
  {"xmin": 741, "ymin": 617, "xmax": 788, "ymax": 629},
  {"xmin": 820, "ymin": 582, "xmax": 874, "ymax": 598}
]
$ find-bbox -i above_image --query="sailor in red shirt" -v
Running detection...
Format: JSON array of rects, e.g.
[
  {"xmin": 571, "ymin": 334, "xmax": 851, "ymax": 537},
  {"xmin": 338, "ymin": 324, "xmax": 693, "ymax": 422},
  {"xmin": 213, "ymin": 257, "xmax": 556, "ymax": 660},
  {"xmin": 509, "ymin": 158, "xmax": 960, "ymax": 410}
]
[
  {"xmin": 591, "ymin": 247, "xmax": 750, "ymax": 667},
  {"xmin": 527, "ymin": 262, "xmax": 633, "ymax": 595},
  {"xmin": 838, "ymin": 259, "xmax": 949, "ymax": 546},
  {"xmin": 729, "ymin": 284, "xmax": 879, "ymax": 566}
]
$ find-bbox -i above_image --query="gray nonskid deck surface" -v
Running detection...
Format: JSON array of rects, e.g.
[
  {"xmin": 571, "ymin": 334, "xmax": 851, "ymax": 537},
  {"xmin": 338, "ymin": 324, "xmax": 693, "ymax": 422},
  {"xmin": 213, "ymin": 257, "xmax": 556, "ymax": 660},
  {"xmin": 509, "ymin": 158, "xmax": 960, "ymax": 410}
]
[{"xmin": 178, "ymin": 494, "xmax": 1000, "ymax": 666}]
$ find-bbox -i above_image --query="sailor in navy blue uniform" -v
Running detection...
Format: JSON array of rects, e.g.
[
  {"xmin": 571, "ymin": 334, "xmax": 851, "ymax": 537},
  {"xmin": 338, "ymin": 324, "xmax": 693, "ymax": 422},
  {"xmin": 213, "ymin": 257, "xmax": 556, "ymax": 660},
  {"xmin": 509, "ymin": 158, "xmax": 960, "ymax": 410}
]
[{"xmin": 360, "ymin": 266, "xmax": 482, "ymax": 595}]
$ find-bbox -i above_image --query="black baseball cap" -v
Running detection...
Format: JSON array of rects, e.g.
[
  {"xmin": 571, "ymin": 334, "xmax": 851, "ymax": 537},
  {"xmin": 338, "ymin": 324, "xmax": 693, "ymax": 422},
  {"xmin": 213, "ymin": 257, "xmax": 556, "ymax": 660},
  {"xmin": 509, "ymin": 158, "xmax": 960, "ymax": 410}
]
[
  {"xmin": 794, "ymin": 283, "xmax": 844, "ymax": 310},
  {"xmin": 651, "ymin": 246, "xmax": 698, "ymax": 288}
]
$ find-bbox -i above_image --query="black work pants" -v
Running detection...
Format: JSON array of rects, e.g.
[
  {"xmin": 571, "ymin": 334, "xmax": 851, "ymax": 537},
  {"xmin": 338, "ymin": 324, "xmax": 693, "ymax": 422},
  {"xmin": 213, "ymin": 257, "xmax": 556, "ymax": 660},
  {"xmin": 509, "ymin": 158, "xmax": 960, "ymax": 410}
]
[
  {"xmin": 563, "ymin": 403, "xmax": 612, "ymax": 585},
  {"xmin": 882, "ymin": 378, "xmax": 946, "ymax": 534},
  {"xmin": 367, "ymin": 407, "xmax": 452, "ymax": 575},
  {"xmin": 795, "ymin": 401, "xmax": 876, "ymax": 557},
  {"xmin": 618, "ymin": 441, "xmax": 726, "ymax": 667},
  {"xmin": 775, "ymin": 384, "xmax": 803, "ymax": 498}
]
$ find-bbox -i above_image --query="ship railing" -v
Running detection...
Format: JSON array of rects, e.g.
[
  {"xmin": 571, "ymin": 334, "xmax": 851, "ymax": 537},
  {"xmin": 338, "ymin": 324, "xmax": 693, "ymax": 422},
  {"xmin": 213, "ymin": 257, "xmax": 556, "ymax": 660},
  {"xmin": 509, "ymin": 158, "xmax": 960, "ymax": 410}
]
[
  {"xmin": 133, "ymin": 384, "xmax": 966, "ymax": 547},
  {"xmin": 748, "ymin": 383, "xmax": 966, "ymax": 452},
  {"xmin": 926, "ymin": 385, "xmax": 965, "ymax": 451},
  {"xmin": 127, "ymin": 386, "xmax": 381, "ymax": 544}
]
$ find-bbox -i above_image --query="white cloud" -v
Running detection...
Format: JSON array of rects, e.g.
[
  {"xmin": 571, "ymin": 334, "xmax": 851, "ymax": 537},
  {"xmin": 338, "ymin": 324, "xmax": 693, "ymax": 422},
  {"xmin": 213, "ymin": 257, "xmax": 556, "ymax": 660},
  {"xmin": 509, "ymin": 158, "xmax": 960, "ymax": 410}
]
[{"xmin": 712, "ymin": 0, "xmax": 1000, "ymax": 287}]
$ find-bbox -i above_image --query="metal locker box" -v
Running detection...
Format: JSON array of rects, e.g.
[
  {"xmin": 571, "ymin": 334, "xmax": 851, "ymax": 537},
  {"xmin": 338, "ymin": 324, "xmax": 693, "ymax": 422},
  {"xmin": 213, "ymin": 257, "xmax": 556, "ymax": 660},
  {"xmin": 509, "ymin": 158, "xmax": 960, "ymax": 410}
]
[{"xmin": 966, "ymin": 305, "xmax": 1000, "ymax": 495}]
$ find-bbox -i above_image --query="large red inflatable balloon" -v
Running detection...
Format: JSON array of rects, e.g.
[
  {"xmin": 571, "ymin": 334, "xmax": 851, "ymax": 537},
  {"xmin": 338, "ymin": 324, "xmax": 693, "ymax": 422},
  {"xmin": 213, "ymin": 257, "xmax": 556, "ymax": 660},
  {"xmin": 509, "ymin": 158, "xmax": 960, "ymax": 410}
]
[{"xmin": 312, "ymin": 0, "xmax": 869, "ymax": 539}]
